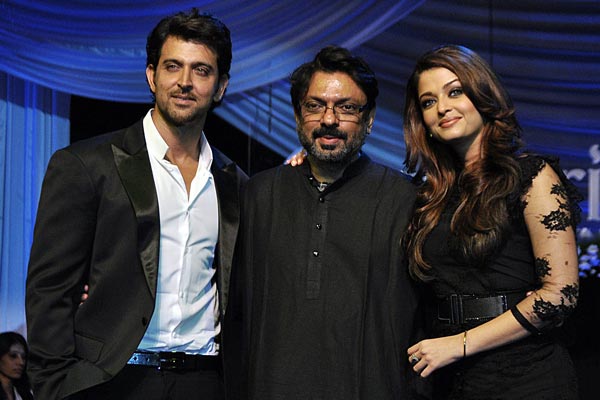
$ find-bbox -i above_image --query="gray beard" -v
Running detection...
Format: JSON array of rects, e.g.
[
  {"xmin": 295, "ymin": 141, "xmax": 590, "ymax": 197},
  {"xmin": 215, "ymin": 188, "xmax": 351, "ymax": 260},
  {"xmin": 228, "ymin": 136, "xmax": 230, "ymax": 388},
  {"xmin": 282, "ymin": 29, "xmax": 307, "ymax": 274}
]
[{"xmin": 298, "ymin": 127, "xmax": 364, "ymax": 164}]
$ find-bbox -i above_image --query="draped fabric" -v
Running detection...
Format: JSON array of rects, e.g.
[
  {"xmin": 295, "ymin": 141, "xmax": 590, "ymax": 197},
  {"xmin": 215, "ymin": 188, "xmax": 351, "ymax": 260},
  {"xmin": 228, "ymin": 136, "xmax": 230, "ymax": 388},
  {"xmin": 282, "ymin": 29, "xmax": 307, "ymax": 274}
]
[
  {"xmin": 0, "ymin": 70, "xmax": 69, "ymax": 333},
  {"xmin": 0, "ymin": 0, "xmax": 599, "ymax": 334},
  {"xmin": 0, "ymin": 0, "xmax": 421, "ymax": 100}
]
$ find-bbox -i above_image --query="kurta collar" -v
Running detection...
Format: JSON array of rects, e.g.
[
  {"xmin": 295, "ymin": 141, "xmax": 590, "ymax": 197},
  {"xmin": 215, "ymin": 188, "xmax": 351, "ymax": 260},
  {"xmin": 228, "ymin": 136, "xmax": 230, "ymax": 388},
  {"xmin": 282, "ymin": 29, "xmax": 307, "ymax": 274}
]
[{"xmin": 301, "ymin": 152, "xmax": 372, "ymax": 193}]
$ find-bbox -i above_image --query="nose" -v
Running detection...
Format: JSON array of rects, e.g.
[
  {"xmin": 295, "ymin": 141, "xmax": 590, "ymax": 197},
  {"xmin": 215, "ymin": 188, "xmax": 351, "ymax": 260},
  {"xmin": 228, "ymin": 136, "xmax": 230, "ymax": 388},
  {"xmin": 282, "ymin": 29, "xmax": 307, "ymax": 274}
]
[
  {"xmin": 177, "ymin": 68, "xmax": 193, "ymax": 92},
  {"xmin": 437, "ymin": 97, "xmax": 451, "ymax": 115},
  {"xmin": 17, "ymin": 354, "xmax": 26, "ymax": 365},
  {"xmin": 321, "ymin": 106, "xmax": 339, "ymax": 126}
]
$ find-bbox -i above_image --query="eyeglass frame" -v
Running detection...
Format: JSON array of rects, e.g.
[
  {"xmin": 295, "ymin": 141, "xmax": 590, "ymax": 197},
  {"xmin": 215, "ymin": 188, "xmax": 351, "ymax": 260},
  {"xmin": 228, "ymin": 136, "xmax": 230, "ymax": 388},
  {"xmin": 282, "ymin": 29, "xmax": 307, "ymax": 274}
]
[{"xmin": 300, "ymin": 100, "xmax": 369, "ymax": 122}]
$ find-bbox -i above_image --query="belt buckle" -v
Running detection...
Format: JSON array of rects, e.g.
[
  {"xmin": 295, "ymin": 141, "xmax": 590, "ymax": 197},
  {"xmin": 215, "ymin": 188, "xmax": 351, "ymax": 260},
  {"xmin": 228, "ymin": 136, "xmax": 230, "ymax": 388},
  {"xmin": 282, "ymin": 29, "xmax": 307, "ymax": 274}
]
[
  {"xmin": 158, "ymin": 352, "xmax": 186, "ymax": 371},
  {"xmin": 500, "ymin": 294, "xmax": 508, "ymax": 311}
]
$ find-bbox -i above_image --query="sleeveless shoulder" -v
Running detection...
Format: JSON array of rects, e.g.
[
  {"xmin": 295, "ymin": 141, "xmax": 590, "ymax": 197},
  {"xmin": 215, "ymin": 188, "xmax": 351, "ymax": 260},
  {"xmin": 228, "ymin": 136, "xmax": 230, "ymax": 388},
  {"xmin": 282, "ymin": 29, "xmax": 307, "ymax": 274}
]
[{"xmin": 508, "ymin": 153, "xmax": 582, "ymax": 228}]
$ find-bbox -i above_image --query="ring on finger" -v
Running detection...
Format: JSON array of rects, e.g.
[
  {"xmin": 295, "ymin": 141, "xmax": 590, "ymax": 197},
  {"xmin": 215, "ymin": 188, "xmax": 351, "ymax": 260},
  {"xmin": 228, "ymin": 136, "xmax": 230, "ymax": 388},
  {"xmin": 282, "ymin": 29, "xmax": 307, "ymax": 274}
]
[{"xmin": 409, "ymin": 353, "xmax": 420, "ymax": 364}]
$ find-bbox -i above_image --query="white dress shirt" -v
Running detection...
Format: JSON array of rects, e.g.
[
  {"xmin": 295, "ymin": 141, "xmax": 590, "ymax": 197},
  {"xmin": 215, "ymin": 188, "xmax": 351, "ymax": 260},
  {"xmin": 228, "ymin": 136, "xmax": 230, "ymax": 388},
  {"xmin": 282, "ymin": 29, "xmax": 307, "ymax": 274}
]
[{"xmin": 138, "ymin": 110, "xmax": 220, "ymax": 355}]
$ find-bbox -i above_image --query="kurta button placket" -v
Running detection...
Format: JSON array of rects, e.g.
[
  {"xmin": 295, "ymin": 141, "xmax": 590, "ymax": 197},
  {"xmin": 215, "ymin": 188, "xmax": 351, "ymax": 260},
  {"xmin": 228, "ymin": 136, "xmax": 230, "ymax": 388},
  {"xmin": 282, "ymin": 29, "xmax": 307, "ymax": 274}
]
[{"xmin": 304, "ymin": 180, "xmax": 328, "ymax": 299}]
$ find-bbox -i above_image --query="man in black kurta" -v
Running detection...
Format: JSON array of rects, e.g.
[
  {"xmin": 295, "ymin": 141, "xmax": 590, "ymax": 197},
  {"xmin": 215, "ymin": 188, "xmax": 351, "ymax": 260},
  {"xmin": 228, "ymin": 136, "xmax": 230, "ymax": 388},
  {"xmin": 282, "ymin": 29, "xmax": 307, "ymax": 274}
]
[{"xmin": 238, "ymin": 46, "xmax": 419, "ymax": 399}]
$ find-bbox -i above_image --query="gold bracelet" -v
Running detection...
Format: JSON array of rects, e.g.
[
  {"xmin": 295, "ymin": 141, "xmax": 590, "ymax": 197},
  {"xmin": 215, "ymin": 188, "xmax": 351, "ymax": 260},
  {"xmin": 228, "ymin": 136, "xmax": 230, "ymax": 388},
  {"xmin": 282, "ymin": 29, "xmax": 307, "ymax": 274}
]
[{"xmin": 463, "ymin": 330, "xmax": 467, "ymax": 358}]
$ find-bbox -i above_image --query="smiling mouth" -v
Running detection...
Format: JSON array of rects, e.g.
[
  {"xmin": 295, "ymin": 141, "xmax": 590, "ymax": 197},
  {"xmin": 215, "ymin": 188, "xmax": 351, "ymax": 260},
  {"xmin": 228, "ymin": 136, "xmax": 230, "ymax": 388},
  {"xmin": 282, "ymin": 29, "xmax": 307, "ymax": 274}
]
[
  {"xmin": 313, "ymin": 130, "xmax": 347, "ymax": 140},
  {"xmin": 439, "ymin": 117, "xmax": 460, "ymax": 128},
  {"xmin": 318, "ymin": 136, "xmax": 342, "ymax": 143},
  {"xmin": 172, "ymin": 94, "xmax": 195, "ymax": 102}
]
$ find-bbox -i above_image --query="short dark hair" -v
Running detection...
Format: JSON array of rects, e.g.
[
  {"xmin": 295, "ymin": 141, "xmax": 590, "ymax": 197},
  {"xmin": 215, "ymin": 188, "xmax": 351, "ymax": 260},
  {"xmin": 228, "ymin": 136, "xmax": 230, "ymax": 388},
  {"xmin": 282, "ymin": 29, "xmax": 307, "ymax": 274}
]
[
  {"xmin": 290, "ymin": 46, "xmax": 378, "ymax": 117},
  {"xmin": 146, "ymin": 8, "xmax": 232, "ymax": 78}
]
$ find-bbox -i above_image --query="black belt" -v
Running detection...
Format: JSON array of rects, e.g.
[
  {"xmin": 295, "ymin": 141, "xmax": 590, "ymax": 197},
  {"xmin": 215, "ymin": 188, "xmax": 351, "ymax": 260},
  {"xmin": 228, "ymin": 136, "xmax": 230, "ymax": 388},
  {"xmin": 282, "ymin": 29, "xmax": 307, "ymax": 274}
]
[
  {"xmin": 437, "ymin": 292, "xmax": 526, "ymax": 324},
  {"xmin": 127, "ymin": 351, "xmax": 220, "ymax": 371}
]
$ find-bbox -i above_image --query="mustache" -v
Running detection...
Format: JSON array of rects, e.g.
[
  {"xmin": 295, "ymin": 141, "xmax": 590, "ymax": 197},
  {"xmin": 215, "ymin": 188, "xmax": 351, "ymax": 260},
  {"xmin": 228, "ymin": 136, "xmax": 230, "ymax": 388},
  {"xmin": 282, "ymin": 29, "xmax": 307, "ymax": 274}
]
[
  {"xmin": 172, "ymin": 88, "xmax": 196, "ymax": 100},
  {"xmin": 172, "ymin": 94, "xmax": 196, "ymax": 100},
  {"xmin": 312, "ymin": 127, "xmax": 347, "ymax": 140}
]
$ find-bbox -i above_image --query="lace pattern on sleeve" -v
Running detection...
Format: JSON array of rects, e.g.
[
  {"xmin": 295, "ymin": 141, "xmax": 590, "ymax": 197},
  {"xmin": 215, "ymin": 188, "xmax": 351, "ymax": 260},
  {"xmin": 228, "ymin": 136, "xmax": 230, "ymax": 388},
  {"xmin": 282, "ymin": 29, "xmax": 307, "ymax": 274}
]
[
  {"xmin": 511, "ymin": 153, "xmax": 582, "ymax": 330},
  {"xmin": 510, "ymin": 153, "xmax": 582, "ymax": 227}
]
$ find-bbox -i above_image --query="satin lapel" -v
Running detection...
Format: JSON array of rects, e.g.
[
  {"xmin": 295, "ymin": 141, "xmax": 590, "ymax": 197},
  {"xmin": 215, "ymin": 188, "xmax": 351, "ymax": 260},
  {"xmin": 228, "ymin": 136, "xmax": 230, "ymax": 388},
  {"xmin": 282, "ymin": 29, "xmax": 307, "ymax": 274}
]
[
  {"xmin": 112, "ymin": 124, "xmax": 160, "ymax": 297},
  {"xmin": 212, "ymin": 151, "xmax": 242, "ymax": 313}
]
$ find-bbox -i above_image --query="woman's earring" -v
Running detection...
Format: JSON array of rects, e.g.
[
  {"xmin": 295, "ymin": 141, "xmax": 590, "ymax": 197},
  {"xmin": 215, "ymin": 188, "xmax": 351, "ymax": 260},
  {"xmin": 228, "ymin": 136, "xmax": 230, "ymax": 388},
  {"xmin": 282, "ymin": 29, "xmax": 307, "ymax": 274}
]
[{"xmin": 427, "ymin": 131, "xmax": 433, "ymax": 138}]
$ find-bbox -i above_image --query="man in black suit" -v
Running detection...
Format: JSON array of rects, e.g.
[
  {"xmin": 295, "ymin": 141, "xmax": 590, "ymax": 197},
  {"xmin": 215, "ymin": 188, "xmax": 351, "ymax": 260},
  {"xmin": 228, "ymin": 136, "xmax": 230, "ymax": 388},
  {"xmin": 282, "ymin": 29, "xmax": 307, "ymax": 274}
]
[{"xmin": 25, "ymin": 9, "xmax": 245, "ymax": 400}]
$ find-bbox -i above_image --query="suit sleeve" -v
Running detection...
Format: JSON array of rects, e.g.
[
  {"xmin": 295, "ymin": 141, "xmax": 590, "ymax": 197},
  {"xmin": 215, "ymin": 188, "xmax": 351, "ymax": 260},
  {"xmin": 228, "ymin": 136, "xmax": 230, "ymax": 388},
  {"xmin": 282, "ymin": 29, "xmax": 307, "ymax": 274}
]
[{"xmin": 26, "ymin": 148, "xmax": 98, "ymax": 400}]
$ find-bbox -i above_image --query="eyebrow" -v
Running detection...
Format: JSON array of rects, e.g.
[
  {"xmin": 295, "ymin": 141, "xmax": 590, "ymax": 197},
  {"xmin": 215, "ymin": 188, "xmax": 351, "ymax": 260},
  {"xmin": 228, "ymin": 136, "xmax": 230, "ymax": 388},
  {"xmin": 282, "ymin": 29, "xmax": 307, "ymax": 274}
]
[
  {"xmin": 419, "ymin": 78, "xmax": 460, "ymax": 100},
  {"xmin": 305, "ymin": 95, "xmax": 357, "ymax": 104},
  {"xmin": 161, "ymin": 59, "xmax": 215, "ymax": 71}
]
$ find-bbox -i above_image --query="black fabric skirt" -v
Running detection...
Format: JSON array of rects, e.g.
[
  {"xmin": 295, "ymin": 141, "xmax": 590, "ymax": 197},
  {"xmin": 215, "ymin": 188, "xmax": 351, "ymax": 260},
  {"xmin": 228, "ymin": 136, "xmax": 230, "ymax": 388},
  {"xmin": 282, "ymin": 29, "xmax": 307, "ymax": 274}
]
[{"xmin": 431, "ymin": 334, "xmax": 578, "ymax": 400}]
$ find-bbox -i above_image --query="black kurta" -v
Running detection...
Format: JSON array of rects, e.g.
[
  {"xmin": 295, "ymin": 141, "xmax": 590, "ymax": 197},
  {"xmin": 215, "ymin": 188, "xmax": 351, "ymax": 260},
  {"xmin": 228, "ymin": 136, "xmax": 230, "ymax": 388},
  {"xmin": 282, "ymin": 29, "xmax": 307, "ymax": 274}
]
[{"xmin": 240, "ymin": 155, "xmax": 419, "ymax": 399}]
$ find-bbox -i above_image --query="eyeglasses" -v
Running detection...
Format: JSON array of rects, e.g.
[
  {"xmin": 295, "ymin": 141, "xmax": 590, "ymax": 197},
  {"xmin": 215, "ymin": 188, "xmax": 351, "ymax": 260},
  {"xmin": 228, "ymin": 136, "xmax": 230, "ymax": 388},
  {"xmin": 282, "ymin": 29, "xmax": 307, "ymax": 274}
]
[{"xmin": 301, "ymin": 101, "xmax": 367, "ymax": 122}]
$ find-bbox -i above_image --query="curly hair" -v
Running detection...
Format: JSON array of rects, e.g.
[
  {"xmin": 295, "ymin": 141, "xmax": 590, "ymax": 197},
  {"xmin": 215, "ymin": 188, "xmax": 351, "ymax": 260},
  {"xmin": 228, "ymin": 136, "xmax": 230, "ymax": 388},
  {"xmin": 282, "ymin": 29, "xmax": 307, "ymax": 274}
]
[{"xmin": 403, "ymin": 45, "xmax": 524, "ymax": 280}]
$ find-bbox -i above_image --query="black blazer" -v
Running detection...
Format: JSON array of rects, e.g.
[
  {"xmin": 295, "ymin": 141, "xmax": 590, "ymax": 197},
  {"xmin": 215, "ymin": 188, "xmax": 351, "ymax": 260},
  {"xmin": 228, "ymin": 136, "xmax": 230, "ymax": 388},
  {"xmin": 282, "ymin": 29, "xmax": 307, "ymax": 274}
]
[{"xmin": 25, "ymin": 119, "xmax": 247, "ymax": 400}]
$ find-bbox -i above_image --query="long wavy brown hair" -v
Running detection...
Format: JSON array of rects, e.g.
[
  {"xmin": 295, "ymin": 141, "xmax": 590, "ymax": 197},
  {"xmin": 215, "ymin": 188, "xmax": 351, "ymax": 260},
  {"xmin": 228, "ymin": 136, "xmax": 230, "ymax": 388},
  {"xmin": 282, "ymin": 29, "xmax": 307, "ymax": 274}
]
[{"xmin": 403, "ymin": 45, "xmax": 524, "ymax": 281}]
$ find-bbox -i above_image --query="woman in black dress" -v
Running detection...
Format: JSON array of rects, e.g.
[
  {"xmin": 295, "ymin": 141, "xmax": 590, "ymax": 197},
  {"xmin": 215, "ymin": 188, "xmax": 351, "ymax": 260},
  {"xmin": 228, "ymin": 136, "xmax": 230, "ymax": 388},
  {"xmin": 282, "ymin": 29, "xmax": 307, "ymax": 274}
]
[{"xmin": 403, "ymin": 45, "xmax": 581, "ymax": 399}]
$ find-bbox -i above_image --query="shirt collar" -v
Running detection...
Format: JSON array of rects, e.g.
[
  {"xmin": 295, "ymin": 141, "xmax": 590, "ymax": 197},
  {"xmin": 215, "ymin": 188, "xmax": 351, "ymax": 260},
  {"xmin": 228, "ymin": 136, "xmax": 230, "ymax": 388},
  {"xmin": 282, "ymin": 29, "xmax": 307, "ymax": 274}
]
[{"xmin": 143, "ymin": 109, "xmax": 213, "ymax": 171}]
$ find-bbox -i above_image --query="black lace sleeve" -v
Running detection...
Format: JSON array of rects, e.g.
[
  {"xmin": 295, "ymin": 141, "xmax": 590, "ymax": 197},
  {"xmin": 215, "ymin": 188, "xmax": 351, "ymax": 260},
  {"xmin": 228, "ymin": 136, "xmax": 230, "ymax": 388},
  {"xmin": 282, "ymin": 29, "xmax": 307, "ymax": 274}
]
[
  {"xmin": 510, "ymin": 153, "xmax": 582, "ymax": 228},
  {"xmin": 509, "ymin": 152, "xmax": 582, "ymax": 331}
]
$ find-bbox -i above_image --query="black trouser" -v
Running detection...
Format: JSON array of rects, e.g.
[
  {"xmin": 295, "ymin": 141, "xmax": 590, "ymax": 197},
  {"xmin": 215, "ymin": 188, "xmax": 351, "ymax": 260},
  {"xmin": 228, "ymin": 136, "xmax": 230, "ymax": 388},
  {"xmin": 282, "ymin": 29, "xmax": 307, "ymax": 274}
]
[{"xmin": 70, "ymin": 364, "xmax": 225, "ymax": 400}]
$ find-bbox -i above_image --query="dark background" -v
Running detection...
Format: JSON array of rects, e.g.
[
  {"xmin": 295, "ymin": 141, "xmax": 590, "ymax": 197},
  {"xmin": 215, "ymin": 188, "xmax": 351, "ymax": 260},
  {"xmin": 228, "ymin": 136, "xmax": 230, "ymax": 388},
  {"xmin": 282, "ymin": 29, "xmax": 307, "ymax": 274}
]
[{"xmin": 70, "ymin": 96, "xmax": 285, "ymax": 176}]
